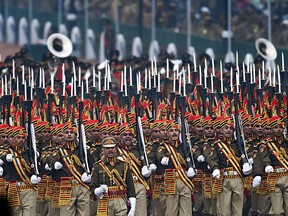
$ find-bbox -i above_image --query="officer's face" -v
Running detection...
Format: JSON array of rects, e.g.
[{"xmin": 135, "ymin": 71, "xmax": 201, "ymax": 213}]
[
  {"xmin": 103, "ymin": 146, "xmax": 117, "ymax": 158},
  {"xmin": 203, "ymin": 124, "xmax": 215, "ymax": 138},
  {"xmin": 243, "ymin": 122, "xmax": 253, "ymax": 135},
  {"xmin": 168, "ymin": 128, "xmax": 180, "ymax": 141},
  {"xmin": 64, "ymin": 130, "xmax": 76, "ymax": 142},
  {"xmin": 121, "ymin": 131, "xmax": 133, "ymax": 146},
  {"xmin": 222, "ymin": 125, "xmax": 234, "ymax": 138},
  {"xmin": 272, "ymin": 125, "xmax": 283, "ymax": 137},
  {"xmin": 0, "ymin": 133, "xmax": 9, "ymax": 145},
  {"xmin": 14, "ymin": 135, "xmax": 26, "ymax": 147},
  {"xmin": 194, "ymin": 124, "xmax": 203, "ymax": 136},
  {"xmin": 264, "ymin": 126, "xmax": 273, "ymax": 138},
  {"xmin": 253, "ymin": 123, "xmax": 263, "ymax": 137}
]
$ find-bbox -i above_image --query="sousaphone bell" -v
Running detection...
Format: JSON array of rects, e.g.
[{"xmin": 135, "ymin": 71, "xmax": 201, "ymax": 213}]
[
  {"xmin": 255, "ymin": 38, "xmax": 277, "ymax": 61},
  {"xmin": 47, "ymin": 33, "xmax": 73, "ymax": 58}
]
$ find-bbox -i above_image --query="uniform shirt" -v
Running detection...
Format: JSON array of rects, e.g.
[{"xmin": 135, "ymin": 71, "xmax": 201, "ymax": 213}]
[
  {"xmin": 4, "ymin": 146, "xmax": 34, "ymax": 182},
  {"xmin": 48, "ymin": 142, "xmax": 94, "ymax": 181},
  {"xmin": 196, "ymin": 138, "xmax": 215, "ymax": 172},
  {"xmin": 258, "ymin": 138, "xmax": 288, "ymax": 169},
  {"xmin": 90, "ymin": 156, "xmax": 136, "ymax": 198},
  {"xmin": 39, "ymin": 141, "xmax": 55, "ymax": 177},
  {"xmin": 205, "ymin": 139, "xmax": 242, "ymax": 171},
  {"xmin": 157, "ymin": 141, "xmax": 187, "ymax": 170}
]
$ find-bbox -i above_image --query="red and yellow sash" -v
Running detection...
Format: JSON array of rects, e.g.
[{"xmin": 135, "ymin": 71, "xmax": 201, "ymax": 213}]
[
  {"xmin": 164, "ymin": 144, "xmax": 194, "ymax": 191},
  {"xmin": 117, "ymin": 147, "xmax": 150, "ymax": 190},
  {"xmin": 216, "ymin": 142, "xmax": 244, "ymax": 181},
  {"xmin": 9, "ymin": 148, "xmax": 34, "ymax": 188},
  {"xmin": 97, "ymin": 161, "xmax": 126, "ymax": 216},
  {"xmin": 59, "ymin": 148, "xmax": 89, "ymax": 189},
  {"xmin": 267, "ymin": 141, "xmax": 288, "ymax": 170},
  {"xmin": 98, "ymin": 161, "xmax": 125, "ymax": 189}
]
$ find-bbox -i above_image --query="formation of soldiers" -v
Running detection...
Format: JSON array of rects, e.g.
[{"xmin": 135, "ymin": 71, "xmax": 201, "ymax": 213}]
[{"xmin": 0, "ymin": 47, "xmax": 288, "ymax": 216}]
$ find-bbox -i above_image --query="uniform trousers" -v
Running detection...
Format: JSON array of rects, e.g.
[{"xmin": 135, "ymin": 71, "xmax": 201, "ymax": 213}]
[
  {"xmin": 90, "ymin": 198, "xmax": 98, "ymax": 216},
  {"xmin": 106, "ymin": 197, "xmax": 127, "ymax": 216},
  {"xmin": 270, "ymin": 175, "xmax": 288, "ymax": 216},
  {"xmin": 165, "ymin": 179, "xmax": 192, "ymax": 216},
  {"xmin": 151, "ymin": 185, "xmax": 166, "ymax": 216},
  {"xmin": 257, "ymin": 194, "xmax": 274, "ymax": 215},
  {"xmin": 216, "ymin": 177, "xmax": 244, "ymax": 216},
  {"xmin": 134, "ymin": 183, "xmax": 147, "ymax": 216},
  {"xmin": 60, "ymin": 185, "xmax": 90, "ymax": 216},
  {"xmin": 10, "ymin": 188, "xmax": 37, "ymax": 216}
]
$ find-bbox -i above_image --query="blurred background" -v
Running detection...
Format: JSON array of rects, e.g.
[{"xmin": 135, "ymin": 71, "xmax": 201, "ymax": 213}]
[{"xmin": 0, "ymin": 0, "xmax": 288, "ymax": 63}]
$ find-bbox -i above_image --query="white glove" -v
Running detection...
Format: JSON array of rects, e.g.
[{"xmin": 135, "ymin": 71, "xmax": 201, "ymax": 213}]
[
  {"xmin": 161, "ymin": 157, "xmax": 169, "ymax": 166},
  {"xmin": 0, "ymin": 159, "xmax": 4, "ymax": 166},
  {"xmin": 149, "ymin": 163, "xmax": 157, "ymax": 172},
  {"xmin": 0, "ymin": 167, "xmax": 3, "ymax": 176},
  {"xmin": 6, "ymin": 154, "xmax": 12, "ymax": 162},
  {"xmin": 265, "ymin": 165, "xmax": 273, "ymax": 173},
  {"xmin": 54, "ymin": 161, "xmax": 63, "ymax": 170},
  {"xmin": 212, "ymin": 169, "xmax": 220, "ymax": 179},
  {"xmin": 94, "ymin": 184, "xmax": 108, "ymax": 199},
  {"xmin": 30, "ymin": 174, "xmax": 41, "ymax": 184},
  {"xmin": 248, "ymin": 158, "xmax": 253, "ymax": 165},
  {"xmin": 81, "ymin": 172, "xmax": 91, "ymax": 183},
  {"xmin": 186, "ymin": 167, "xmax": 196, "ymax": 178},
  {"xmin": 127, "ymin": 197, "xmax": 136, "ymax": 216},
  {"xmin": 242, "ymin": 162, "xmax": 252, "ymax": 175},
  {"xmin": 252, "ymin": 176, "xmax": 262, "ymax": 188},
  {"xmin": 197, "ymin": 155, "xmax": 205, "ymax": 163},
  {"xmin": 45, "ymin": 163, "xmax": 52, "ymax": 171},
  {"xmin": 141, "ymin": 166, "xmax": 151, "ymax": 178}
]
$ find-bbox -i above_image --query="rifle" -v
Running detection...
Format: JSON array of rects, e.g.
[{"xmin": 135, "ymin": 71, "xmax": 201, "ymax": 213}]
[
  {"xmin": 180, "ymin": 95, "xmax": 194, "ymax": 169},
  {"xmin": 24, "ymin": 99, "xmax": 39, "ymax": 175},
  {"xmin": 78, "ymin": 100, "xmax": 90, "ymax": 173},
  {"xmin": 134, "ymin": 77, "xmax": 149, "ymax": 166},
  {"xmin": 233, "ymin": 92, "xmax": 248, "ymax": 163}
]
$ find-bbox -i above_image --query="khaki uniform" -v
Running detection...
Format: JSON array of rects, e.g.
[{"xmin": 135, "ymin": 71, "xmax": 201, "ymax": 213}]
[
  {"xmin": 88, "ymin": 140, "xmax": 102, "ymax": 216},
  {"xmin": 205, "ymin": 139, "xmax": 245, "ymax": 216},
  {"xmin": 149, "ymin": 140, "xmax": 166, "ymax": 216},
  {"xmin": 90, "ymin": 156, "xmax": 136, "ymax": 216},
  {"xmin": 197, "ymin": 138, "xmax": 217, "ymax": 216},
  {"xmin": 117, "ymin": 145, "xmax": 148, "ymax": 216},
  {"xmin": 37, "ymin": 142, "xmax": 55, "ymax": 216},
  {"xmin": 3, "ymin": 146, "xmax": 38, "ymax": 216},
  {"xmin": 246, "ymin": 137, "xmax": 274, "ymax": 215},
  {"xmin": 255, "ymin": 138, "xmax": 288, "ymax": 215},
  {"xmin": 157, "ymin": 141, "xmax": 193, "ymax": 216},
  {"xmin": 190, "ymin": 137, "xmax": 204, "ymax": 214},
  {"xmin": 48, "ymin": 142, "xmax": 93, "ymax": 216}
]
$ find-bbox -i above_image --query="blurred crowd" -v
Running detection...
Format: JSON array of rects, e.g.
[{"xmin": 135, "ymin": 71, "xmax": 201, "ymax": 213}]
[{"xmin": 5, "ymin": 0, "xmax": 288, "ymax": 48}]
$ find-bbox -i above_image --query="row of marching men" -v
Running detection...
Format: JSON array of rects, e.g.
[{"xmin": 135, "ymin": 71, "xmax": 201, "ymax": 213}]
[{"xmin": 1, "ymin": 98, "xmax": 288, "ymax": 216}]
